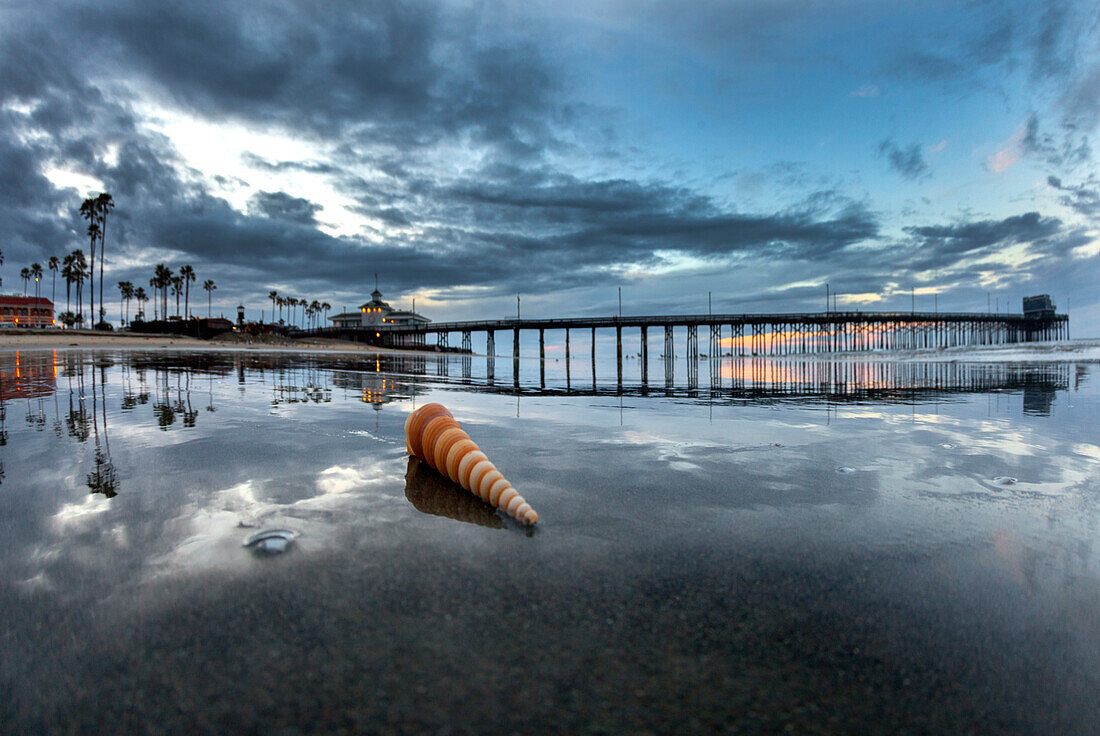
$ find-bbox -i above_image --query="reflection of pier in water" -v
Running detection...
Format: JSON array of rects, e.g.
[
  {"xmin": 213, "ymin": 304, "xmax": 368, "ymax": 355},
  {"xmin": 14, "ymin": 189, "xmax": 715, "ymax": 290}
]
[
  {"xmin": 116, "ymin": 351, "xmax": 1073, "ymax": 413},
  {"xmin": 400, "ymin": 354, "xmax": 1075, "ymax": 412}
]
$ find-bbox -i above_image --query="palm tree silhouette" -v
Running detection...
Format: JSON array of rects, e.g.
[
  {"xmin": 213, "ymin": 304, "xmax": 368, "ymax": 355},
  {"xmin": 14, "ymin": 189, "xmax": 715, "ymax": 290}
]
[
  {"xmin": 71, "ymin": 251, "xmax": 88, "ymax": 322},
  {"xmin": 203, "ymin": 279, "xmax": 216, "ymax": 317},
  {"xmin": 134, "ymin": 286, "xmax": 148, "ymax": 320},
  {"xmin": 30, "ymin": 263, "xmax": 43, "ymax": 300},
  {"xmin": 86, "ymin": 364, "xmax": 118, "ymax": 497},
  {"xmin": 117, "ymin": 281, "xmax": 134, "ymax": 325},
  {"xmin": 20, "ymin": 267, "xmax": 29, "ymax": 296},
  {"xmin": 321, "ymin": 302, "xmax": 331, "ymax": 327},
  {"xmin": 148, "ymin": 277, "xmax": 158, "ymax": 320},
  {"xmin": 180, "ymin": 264, "xmax": 195, "ymax": 318},
  {"xmin": 48, "ymin": 256, "xmax": 59, "ymax": 305},
  {"xmin": 79, "ymin": 199, "xmax": 98, "ymax": 324},
  {"xmin": 268, "ymin": 290, "xmax": 277, "ymax": 323},
  {"xmin": 62, "ymin": 253, "xmax": 75, "ymax": 314},
  {"xmin": 94, "ymin": 193, "xmax": 114, "ymax": 325},
  {"xmin": 153, "ymin": 264, "xmax": 172, "ymax": 319},
  {"xmin": 171, "ymin": 276, "xmax": 183, "ymax": 318}
]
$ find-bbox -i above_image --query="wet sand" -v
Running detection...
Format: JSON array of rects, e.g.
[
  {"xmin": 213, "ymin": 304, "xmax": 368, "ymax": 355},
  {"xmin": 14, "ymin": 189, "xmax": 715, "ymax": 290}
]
[
  {"xmin": 0, "ymin": 328, "xmax": 425, "ymax": 356},
  {"xmin": 2, "ymin": 350, "xmax": 1099, "ymax": 734}
]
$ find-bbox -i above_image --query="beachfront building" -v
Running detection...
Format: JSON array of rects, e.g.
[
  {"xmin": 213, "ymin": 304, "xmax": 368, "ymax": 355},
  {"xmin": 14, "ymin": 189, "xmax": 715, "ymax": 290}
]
[
  {"xmin": 328, "ymin": 288, "xmax": 430, "ymax": 330},
  {"xmin": 0, "ymin": 296, "xmax": 54, "ymax": 327}
]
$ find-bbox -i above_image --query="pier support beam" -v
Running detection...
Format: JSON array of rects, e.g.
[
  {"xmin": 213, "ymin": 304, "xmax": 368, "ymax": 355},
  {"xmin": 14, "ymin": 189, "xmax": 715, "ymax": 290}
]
[
  {"xmin": 565, "ymin": 328, "xmax": 571, "ymax": 386},
  {"xmin": 539, "ymin": 329, "xmax": 546, "ymax": 387},
  {"xmin": 591, "ymin": 327, "xmax": 597, "ymax": 378},
  {"xmin": 616, "ymin": 326, "xmax": 622, "ymax": 384}
]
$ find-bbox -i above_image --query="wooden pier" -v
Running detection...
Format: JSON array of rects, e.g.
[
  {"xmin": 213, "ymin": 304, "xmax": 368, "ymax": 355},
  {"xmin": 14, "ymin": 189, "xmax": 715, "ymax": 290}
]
[{"xmin": 302, "ymin": 310, "xmax": 1069, "ymax": 373}]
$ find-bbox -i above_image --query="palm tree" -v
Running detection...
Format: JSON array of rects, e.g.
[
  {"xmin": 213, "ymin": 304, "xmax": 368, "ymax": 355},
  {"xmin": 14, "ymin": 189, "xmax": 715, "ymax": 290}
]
[
  {"xmin": 94, "ymin": 193, "xmax": 114, "ymax": 323},
  {"xmin": 67, "ymin": 250, "xmax": 88, "ymax": 322},
  {"xmin": 76, "ymin": 251, "xmax": 89, "ymax": 321},
  {"xmin": 268, "ymin": 290, "xmax": 277, "ymax": 323},
  {"xmin": 179, "ymin": 264, "xmax": 195, "ymax": 318},
  {"xmin": 134, "ymin": 286, "xmax": 148, "ymax": 320},
  {"xmin": 309, "ymin": 300, "xmax": 320, "ymax": 329},
  {"xmin": 80, "ymin": 198, "xmax": 98, "ymax": 323},
  {"xmin": 171, "ymin": 275, "xmax": 183, "ymax": 318},
  {"xmin": 153, "ymin": 264, "xmax": 172, "ymax": 320},
  {"xmin": 321, "ymin": 302, "xmax": 331, "ymax": 327},
  {"xmin": 203, "ymin": 279, "xmax": 216, "ymax": 317},
  {"xmin": 148, "ymin": 277, "xmax": 159, "ymax": 320},
  {"xmin": 0, "ymin": 247, "xmax": 4, "ymax": 288},
  {"xmin": 30, "ymin": 263, "xmax": 43, "ymax": 299},
  {"xmin": 20, "ymin": 267, "xmax": 30, "ymax": 296},
  {"xmin": 48, "ymin": 257, "xmax": 60, "ymax": 303},
  {"xmin": 117, "ymin": 281, "xmax": 134, "ymax": 325},
  {"xmin": 62, "ymin": 253, "xmax": 76, "ymax": 314}
]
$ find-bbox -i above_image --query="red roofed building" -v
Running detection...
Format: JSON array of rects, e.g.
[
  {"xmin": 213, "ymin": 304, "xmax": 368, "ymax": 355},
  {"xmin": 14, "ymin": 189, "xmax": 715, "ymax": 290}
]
[{"xmin": 0, "ymin": 296, "xmax": 55, "ymax": 327}]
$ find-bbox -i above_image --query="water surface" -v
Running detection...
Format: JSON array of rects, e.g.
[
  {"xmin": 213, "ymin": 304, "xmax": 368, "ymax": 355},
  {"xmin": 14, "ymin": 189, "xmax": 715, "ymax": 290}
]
[{"xmin": 2, "ymin": 349, "xmax": 1099, "ymax": 734}]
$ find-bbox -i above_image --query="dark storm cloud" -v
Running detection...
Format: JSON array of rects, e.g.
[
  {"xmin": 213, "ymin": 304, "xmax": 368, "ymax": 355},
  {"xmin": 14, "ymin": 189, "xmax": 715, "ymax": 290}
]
[
  {"xmin": 102, "ymin": 164, "xmax": 880, "ymax": 303},
  {"xmin": 64, "ymin": 0, "xmax": 565, "ymax": 157},
  {"xmin": 901, "ymin": 212, "xmax": 1065, "ymax": 270},
  {"xmin": 445, "ymin": 172, "xmax": 879, "ymax": 266},
  {"xmin": 0, "ymin": 0, "xmax": 572, "ymax": 283},
  {"xmin": 905, "ymin": 212, "xmax": 1061, "ymax": 253},
  {"xmin": 877, "ymin": 140, "xmax": 930, "ymax": 180},
  {"xmin": 247, "ymin": 191, "xmax": 323, "ymax": 225}
]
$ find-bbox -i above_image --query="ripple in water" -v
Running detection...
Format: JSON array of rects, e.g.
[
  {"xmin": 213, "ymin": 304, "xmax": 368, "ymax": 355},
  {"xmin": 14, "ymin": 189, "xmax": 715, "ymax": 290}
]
[{"xmin": 992, "ymin": 476, "xmax": 1018, "ymax": 486}]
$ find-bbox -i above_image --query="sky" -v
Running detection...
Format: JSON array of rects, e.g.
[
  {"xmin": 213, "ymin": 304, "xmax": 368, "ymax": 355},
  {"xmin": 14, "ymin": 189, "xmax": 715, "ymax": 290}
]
[{"xmin": 1, "ymin": 0, "xmax": 1099, "ymax": 333}]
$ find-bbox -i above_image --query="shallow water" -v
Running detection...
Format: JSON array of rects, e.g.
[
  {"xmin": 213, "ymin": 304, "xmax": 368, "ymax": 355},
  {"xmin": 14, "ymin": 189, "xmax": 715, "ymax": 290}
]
[{"xmin": 2, "ymin": 349, "xmax": 1099, "ymax": 734}]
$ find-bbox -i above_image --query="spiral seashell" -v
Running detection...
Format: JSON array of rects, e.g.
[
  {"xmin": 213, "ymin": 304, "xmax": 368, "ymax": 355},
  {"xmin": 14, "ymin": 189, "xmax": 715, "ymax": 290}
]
[
  {"xmin": 405, "ymin": 404, "xmax": 539, "ymax": 526},
  {"xmin": 404, "ymin": 403, "xmax": 453, "ymax": 459}
]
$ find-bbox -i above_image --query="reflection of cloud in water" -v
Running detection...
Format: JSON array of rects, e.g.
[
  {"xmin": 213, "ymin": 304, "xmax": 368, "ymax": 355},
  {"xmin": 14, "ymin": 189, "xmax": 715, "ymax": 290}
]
[
  {"xmin": 1072, "ymin": 444, "xmax": 1100, "ymax": 462},
  {"xmin": 52, "ymin": 493, "xmax": 111, "ymax": 527},
  {"xmin": 143, "ymin": 459, "xmax": 409, "ymax": 580}
]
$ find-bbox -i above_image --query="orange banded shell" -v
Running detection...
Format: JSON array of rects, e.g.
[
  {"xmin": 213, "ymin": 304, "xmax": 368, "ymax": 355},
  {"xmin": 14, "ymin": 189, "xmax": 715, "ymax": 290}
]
[
  {"xmin": 405, "ymin": 404, "xmax": 539, "ymax": 525},
  {"xmin": 405, "ymin": 403, "xmax": 452, "ymax": 459}
]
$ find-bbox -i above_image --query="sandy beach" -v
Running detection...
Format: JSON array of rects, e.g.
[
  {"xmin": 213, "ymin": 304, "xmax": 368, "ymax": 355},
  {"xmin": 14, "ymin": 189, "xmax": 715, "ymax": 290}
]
[{"xmin": 0, "ymin": 328, "xmax": 426, "ymax": 355}]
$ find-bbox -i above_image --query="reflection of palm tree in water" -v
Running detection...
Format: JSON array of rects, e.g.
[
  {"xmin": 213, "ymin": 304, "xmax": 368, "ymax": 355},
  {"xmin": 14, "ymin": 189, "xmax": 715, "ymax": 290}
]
[
  {"xmin": 52, "ymin": 374, "xmax": 62, "ymax": 436},
  {"xmin": 154, "ymin": 368, "xmax": 174, "ymax": 429},
  {"xmin": 150, "ymin": 366, "xmax": 199, "ymax": 428},
  {"xmin": 177, "ymin": 371, "xmax": 197, "ymax": 427},
  {"xmin": 86, "ymin": 363, "xmax": 118, "ymax": 498},
  {"xmin": 66, "ymin": 365, "xmax": 91, "ymax": 442}
]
